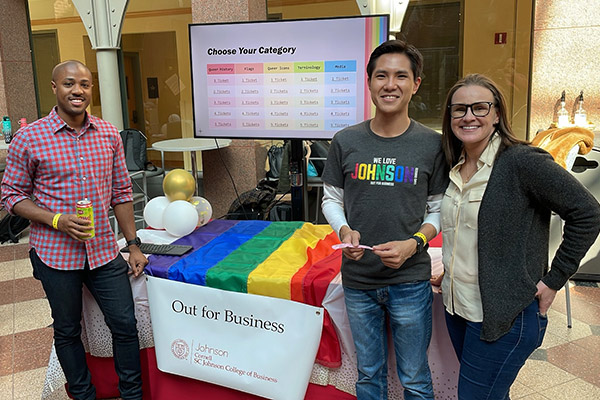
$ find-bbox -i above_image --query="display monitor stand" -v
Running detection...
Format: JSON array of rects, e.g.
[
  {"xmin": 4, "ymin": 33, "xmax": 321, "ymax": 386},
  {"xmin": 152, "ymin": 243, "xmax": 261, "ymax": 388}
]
[{"xmin": 289, "ymin": 139, "xmax": 307, "ymax": 221}]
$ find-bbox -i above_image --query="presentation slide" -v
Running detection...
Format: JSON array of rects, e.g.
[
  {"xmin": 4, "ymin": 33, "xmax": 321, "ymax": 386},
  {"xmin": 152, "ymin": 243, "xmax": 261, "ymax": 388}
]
[{"xmin": 189, "ymin": 16, "xmax": 389, "ymax": 139}]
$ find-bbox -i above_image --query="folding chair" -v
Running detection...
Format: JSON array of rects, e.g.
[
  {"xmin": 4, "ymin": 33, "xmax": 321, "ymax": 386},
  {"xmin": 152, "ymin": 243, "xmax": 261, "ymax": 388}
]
[{"xmin": 110, "ymin": 130, "xmax": 164, "ymax": 237}]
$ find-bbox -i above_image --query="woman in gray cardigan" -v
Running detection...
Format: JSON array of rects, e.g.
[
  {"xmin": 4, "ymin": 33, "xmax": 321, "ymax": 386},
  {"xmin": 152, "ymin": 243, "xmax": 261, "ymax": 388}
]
[{"xmin": 439, "ymin": 73, "xmax": 600, "ymax": 400}]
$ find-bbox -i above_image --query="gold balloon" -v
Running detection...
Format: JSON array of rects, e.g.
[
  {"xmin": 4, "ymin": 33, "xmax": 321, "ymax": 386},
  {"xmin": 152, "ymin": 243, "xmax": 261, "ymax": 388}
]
[{"xmin": 162, "ymin": 169, "xmax": 196, "ymax": 202}]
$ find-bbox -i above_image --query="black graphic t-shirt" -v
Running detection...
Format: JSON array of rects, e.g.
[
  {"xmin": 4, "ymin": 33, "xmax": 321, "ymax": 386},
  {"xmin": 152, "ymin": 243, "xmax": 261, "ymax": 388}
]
[{"xmin": 322, "ymin": 119, "xmax": 448, "ymax": 289}]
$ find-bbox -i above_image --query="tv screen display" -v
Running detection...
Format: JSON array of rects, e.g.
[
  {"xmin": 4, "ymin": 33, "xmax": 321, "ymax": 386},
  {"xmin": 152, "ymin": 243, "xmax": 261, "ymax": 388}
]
[{"xmin": 189, "ymin": 15, "xmax": 390, "ymax": 140}]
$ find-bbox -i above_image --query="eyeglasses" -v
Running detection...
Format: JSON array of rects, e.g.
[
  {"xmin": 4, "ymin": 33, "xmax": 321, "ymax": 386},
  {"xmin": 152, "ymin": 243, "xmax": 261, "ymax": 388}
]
[{"xmin": 448, "ymin": 102, "xmax": 494, "ymax": 118}]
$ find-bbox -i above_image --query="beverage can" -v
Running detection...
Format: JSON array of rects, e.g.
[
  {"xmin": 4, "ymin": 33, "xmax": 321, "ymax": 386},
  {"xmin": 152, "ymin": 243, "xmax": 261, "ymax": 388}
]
[
  {"xmin": 2, "ymin": 116, "xmax": 11, "ymax": 144},
  {"xmin": 76, "ymin": 198, "xmax": 95, "ymax": 238}
]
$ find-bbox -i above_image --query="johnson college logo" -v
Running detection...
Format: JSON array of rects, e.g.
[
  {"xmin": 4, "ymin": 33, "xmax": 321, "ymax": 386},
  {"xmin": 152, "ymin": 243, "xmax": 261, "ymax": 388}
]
[{"xmin": 171, "ymin": 339, "xmax": 190, "ymax": 360}]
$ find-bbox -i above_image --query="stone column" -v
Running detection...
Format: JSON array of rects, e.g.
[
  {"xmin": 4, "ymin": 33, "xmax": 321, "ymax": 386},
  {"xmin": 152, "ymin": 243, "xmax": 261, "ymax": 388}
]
[
  {"xmin": 191, "ymin": 0, "xmax": 267, "ymax": 218},
  {"xmin": 0, "ymin": 0, "xmax": 39, "ymax": 165}
]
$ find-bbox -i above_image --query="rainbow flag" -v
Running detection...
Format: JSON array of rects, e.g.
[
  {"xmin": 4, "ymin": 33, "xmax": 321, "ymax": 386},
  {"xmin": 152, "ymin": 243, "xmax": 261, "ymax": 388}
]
[{"xmin": 145, "ymin": 219, "xmax": 343, "ymax": 367}]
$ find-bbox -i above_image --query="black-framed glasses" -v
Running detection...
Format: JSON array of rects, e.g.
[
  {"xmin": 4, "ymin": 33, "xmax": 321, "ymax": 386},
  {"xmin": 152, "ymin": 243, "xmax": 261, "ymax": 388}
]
[{"xmin": 448, "ymin": 102, "xmax": 494, "ymax": 118}]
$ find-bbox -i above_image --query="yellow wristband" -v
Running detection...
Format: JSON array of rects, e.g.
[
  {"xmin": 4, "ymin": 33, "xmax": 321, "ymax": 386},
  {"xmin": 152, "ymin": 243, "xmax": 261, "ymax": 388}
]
[
  {"xmin": 413, "ymin": 231, "xmax": 427, "ymax": 246},
  {"xmin": 52, "ymin": 213, "xmax": 62, "ymax": 230}
]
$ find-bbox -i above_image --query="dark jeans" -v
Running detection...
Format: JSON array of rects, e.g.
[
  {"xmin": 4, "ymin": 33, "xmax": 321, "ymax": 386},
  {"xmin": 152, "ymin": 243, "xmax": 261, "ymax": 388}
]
[
  {"xmin": 30, "ymin": 249, "xmax": 142, "ymax": 400},
  {"xmin": 445, "ymin": 300, "xmax": 548, "ymax": 400}
]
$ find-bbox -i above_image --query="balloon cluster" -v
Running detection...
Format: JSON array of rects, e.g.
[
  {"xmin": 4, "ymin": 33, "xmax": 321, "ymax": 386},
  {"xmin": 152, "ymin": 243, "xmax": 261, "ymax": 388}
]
[{"xmin": 143, "ymin": 169, "xmax": 213, "ymax": 237}]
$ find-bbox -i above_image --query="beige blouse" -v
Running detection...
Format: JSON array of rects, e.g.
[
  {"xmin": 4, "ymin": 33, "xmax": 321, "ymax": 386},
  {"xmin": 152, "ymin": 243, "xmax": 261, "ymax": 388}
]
[{"xmin": 441, "ymin": 133, "xmax": 500, "ymax": 322}]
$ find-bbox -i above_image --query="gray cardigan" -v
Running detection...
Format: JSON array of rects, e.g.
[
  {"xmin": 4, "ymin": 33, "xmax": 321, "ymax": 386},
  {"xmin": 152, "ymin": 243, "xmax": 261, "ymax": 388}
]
[{"xmin": 478, "ymin": 144, "xmax": 600, "ymax": 341}]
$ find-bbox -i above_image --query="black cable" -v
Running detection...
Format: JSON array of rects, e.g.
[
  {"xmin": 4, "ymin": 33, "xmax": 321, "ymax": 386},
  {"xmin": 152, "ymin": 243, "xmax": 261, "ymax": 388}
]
[
  {"xmin": 212, "ymin": 138, "xmax": 253, "ymax": 220},
  {"xmin": 268, "ymin": 190, "xmax": 291, "ymax": 210}
]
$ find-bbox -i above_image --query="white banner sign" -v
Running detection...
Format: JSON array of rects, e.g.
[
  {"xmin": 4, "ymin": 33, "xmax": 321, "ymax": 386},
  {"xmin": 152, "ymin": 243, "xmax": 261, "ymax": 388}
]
[{"xmin": 146, "ymin": 276, "xmax": 324, "ymax": 400}]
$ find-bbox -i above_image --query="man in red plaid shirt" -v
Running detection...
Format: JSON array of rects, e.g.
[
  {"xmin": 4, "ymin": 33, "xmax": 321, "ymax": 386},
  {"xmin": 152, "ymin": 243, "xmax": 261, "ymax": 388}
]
[{"xmin": 1, "ymin": 60, "xmax": 146, "ymax": 400}]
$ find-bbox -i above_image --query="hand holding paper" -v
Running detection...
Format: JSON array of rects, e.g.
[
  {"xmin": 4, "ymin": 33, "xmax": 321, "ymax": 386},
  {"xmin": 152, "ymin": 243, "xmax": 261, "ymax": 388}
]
[
  {"xmin": 372, "ymin": 239, "xmax": 416, "ymax": 269},
  {"xmin": 337, "ymin": 226, "xmax": 365, "ymax": 261}
]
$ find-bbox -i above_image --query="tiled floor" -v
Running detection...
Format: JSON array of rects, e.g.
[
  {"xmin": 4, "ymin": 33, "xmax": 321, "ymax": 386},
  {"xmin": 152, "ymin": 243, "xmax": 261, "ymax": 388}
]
[{"xmin": 1, "ymin": 232, "xmax": 599, "ymax": 399}]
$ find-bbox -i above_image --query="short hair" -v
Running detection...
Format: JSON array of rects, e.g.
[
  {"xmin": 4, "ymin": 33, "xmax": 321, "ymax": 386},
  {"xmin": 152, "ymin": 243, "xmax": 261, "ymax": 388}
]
[
  {"xmin": 366, "ymin": 40, "xmax": 423, "ymax": 82},
  {"xmin": 441, "ymin": 73, "xmax": 528, "ymax": 166},
  {"xmin": 51, "ymin": 60, "xmax": 90, "ymax": 81}
]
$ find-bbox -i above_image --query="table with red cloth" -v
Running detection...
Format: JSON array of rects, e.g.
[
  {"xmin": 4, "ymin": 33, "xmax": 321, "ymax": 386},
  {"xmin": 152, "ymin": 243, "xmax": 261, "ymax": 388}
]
[{"xmin": 42, "ymin": 220, "xmax": 458, "ymax": 400}]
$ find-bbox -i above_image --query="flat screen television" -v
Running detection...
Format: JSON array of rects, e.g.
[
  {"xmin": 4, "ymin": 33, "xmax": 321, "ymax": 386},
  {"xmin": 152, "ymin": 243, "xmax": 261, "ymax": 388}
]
[{"xmin": 189, "ymin": 15, "xmax": 390, "ymax": 140}]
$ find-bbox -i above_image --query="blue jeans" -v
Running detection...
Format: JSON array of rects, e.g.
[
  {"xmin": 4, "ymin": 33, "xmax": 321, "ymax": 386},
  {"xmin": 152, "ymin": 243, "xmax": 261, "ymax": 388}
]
[
  {"xmin": 444, "ymin": 300, "xmax": 548, "ymax": 400},
  {"xmin": 344, "ymin": 281, "xmax": 434, "ymax": 400},
  {"xmin": 30, "ymin": 249, "xmax": 142, "ymax": 400}
]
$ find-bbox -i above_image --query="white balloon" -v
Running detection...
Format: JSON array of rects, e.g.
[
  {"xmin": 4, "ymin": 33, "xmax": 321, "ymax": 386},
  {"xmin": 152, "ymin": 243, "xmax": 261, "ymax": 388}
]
[
  {"xmin": 189, "ymin": 196, "xmax": 213, "ymax": 227},
  {"xmin": 143, "ymin": 196, "xmax": 170, "ymax": 229},
  {"xmin": 163, "ymin": 200, "xmax": 199, "ymax": 237}
]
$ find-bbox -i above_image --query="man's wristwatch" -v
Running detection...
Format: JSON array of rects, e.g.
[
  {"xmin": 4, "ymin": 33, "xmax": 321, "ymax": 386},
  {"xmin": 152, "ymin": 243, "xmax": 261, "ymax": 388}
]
[
  {"xmin": 411, "ymin": 234, "xmax": 426, "ymax": 254},
  {"xmin": 126, "ymin": 236, "xmax": 142, "ymax": 248}
]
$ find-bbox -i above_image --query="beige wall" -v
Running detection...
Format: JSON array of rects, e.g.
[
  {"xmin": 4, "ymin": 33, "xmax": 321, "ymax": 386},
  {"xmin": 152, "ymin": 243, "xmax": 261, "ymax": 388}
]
[
  {"xmin": 30, "ymin": 7, "xmax": 193, "ymax": 135},
  {"xmin": 119, "ymin": 13, "xmax": 193, "ymax": 138},
  {"xmin": 269, "ymin": 0, "xmax": 535, "ymax": 139},
  {"xmin": 462, "ymin": 0, "xmax": 533, "ymax": 140},
  {"xmin": 27, "ymin": 0, "xmax": 191, "ymax": 19},
  {"xmin": 30, "ymin": 2, "xmax": 193, "ymax": 168},
  {"xmin": 530, "ymin": 0, "xmax": 600, "ymax": 134}
]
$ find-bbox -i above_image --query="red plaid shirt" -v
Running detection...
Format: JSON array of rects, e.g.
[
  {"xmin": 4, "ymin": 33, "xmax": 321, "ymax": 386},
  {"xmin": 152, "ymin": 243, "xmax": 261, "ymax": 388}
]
[{"xmin": 1, "ymin": 107, "xmax": 133, "ymax": 270}]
